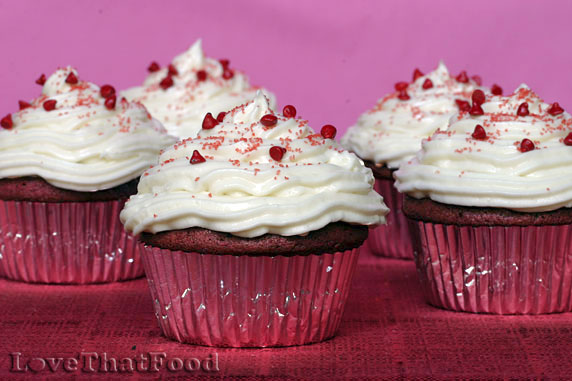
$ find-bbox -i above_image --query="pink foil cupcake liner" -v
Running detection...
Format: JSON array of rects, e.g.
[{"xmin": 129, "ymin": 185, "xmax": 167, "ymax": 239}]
[
  {"xmin": 0, "ymin": 199, "xmax": 144, "ymax": 284},
  {"xmin": 410, "ymin": 220, "xmax": 572, "ymax": 314},
  {"xmin": 366, "ymin": 178, "xmax": 414, "ymax": 259},
  {"xmin": 141, "ymin": 246, "xmax": 361, "ymax": 347}
]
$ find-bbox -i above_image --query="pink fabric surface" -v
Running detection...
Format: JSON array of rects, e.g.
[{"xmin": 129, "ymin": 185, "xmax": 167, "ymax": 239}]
[{"xmin": 1, "ymin": 0, "xmax": 571, "ymax": 134}]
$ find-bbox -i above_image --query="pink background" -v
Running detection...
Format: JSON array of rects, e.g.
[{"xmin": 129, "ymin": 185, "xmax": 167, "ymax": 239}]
[{"xmin": 1, "ymin": 0, "xmax": 571, "ymax": 134}]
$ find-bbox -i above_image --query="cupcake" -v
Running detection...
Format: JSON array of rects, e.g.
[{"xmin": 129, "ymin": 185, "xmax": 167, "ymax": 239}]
[
  {"xmin": 394, "ymin": 84, "xmax": 572, "ymax": 314},
  {"xmin": 121, "ymin": 92, "xmax": 388, "ymax": 347},
  {"xmin": 122, "ymin": 39, "xmax": 276, "ymax": 139},
  {"xmin": 342, "ymin": 62, "xmax": 493, "ymax": 259},
  {"xmin": 0, "ymin": 67, "xmax": 176, "ymax": 284}
]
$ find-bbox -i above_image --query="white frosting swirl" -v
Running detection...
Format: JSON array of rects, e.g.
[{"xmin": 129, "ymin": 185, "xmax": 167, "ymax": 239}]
[
  {"xmin": 0, "ymin": 67, "xmax": 176, "ymax": 192},
  {"xmin": 121, "ymin": 40, "xmax": 277, "ymax": 139},
  {"xmin": 394, "ymin": 84, "xmax": 572, "ymax": 212},
  {"xmin": 342, "ymin": 62, "xmax": 484, "ymax": 168},
  {"xmin": 121, "ymin": 92, "xmax": 388, "ymax": 237}
]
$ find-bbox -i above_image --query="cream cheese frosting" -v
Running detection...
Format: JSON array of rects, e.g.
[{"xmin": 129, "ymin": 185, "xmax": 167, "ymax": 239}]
[
  {"xmin": 342, "ymin": 62, "xmax": 484, "ymax": 169},
  {"xmin": 0, "ymin": 67, "xmax": 176, "ymax": 192},
  {"xmin": 121, "ymin": 40, "xmax": 276, "ymax": 140},
  {"xmin": 121, "ymin": 92, "xmax": 388, "ymax": 237},
  {"xmin": 394, "ymin": 84, "xmax": 572, "ymax": 212}
]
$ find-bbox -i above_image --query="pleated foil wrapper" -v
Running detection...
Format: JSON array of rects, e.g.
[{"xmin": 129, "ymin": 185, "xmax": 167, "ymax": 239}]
[
  {"xmin": 0, "ymin": 199, "xmax": 144, "ymax": 284},
  {"xmin": 410, "ymin": 220, "xmax": 572, "ymax": 314},
  {"xmin": 141, "ymin": 246, "xmax": 361, "ymax": 347},
  {"xmin": 366, "ymin": 178, "xmax": 414, "ymax": 259}
]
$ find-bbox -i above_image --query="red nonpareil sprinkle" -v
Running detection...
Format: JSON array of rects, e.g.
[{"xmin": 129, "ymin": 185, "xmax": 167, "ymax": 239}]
[
  {"xmin": 216, "ymin": 112, "xmax": 226, "ymax": 123},
  {"xmin": 517, "ymin": 102, "xmax": 529, "ymax": 116},
  {"xmin": 148, "ymin": 62, "xmax": 160, "ymax": 72},
  {"xmin": 321, "ymin": 124, "xmax": 337, "ymax": 139},
  {"xmin": 219, "ymin": 59, "xmax": 230, "ymax": 69},
  {"xmin": 491, "ymin": 84, "xmax": 503, "ymax": 95},
  {"xmin": 269, "ymin": 146, "xmax": 286, "ymax": 162},
  {"xmin": 168, "ymin": 64, "xmax": 178, "ymax": 76},
  {"xmin": 397, "ymin": 90, "xmax": 410, "ymax": 100},
  {"xmin": 547, "ymin": 102, "xmax": 564, "ymax": 116},
  {"xmin": 104, "ymin": 95, "xmax": 117, "ymax": 110},
  {"xmin": 196, "ymin": 70, "xmax": 207, "ymax": 81},
  {"xmin": 283, "ymin": 105, "xmax": 297, "ymax": 118},
  {"xmin": 65, "ymin": 72, "xmax": 78, "ymax": 85},
  {"xmin": 43, "ymin": 99, "xmax": 57, "ymax": 111},
  {"xmin": 471, "ymin": 89, "xmax": 486, "ymax": 106},
  {"xmin": 190, "ymin": 150, "xmax": 206, "ymax": 164},
  {"xmin": 100, "ymin": 84, "xmax": 116, "ymax": 99},
  {"xmin": 202, "ymin": 112, "xmax": 218, "ymax": 129},
  {"xmin": 412, "ymin": 68, "xmax": 423, "ymax": 81},
  {"xmin": 222, "ymin": 68, "xmax": 234, "ymax": 80},
  {"xmin": 471, "ymin": 75, "xmax": 482, "ymax": 86},
  {"xmin": 36, "ymin": 74, "xmax": 46, "ymax": 85},
  {"xmin": 0, "ymin": 114, "xmax": 13, "ymax": 129},
  {"xmin": 469, "ymin": 103, "xmax": 484, "ymax": 116},
  {"xmin": 471, "ymin": 124, "xmax": 486, "ymax": 140},
  {"xmin": 564, "ymin": 132, "xmax": 572, "ymax": 146},
  {"xmin": 394, "ymin": 82, "xmax": 408, "ymax": 91},
  {"xmin": 159, "ymin": 76, "xmax": 174, "ymax": 90},
  {"xmin": 520, "ymin": 138, "xmax": 535, "ymax": 152},
  {"xmin": 18, "ymin": 100, "xmax": 31, "ymax": 110},
  {"xmin": 456, "ymin": 71, "xmax": 469, "ymax": 83},
  {"xmin": 455, "ymin": 99, "xmax": 471, "ymax": 112},
  {"xmin": 422, "ymin": 78, "xmax": 433, "ymax": 89},
  {"xmin": 260, "ymin": 114, "xmax": 278, "ymax": 127}
]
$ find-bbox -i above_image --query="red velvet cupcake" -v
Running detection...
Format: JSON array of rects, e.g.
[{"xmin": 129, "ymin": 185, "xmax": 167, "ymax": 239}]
[
  {"xmin": 395, "ymin": 85, "xmax": 572, "ymax": 314},
  {"xmin": 0, "ymin": 67, "xmax": 175, "ymax": 283},
  {"xmin": 121, "ymin": 93, "xmax": 388, "ymax": 346}
]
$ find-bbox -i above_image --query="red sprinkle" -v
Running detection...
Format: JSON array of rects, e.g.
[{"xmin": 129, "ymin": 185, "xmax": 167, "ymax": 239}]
[
  {"xmin": 196, "ymin": 70, "xmax": 207, "ymax": 81},
  {"xmin": 394, "ymin": 82, "xmax": 408, "ymax": 91},
  {"xmin": 168, "ymin": 64, "xmax": 178, "ymax": 76},
  {"xmin": 0, "ymin": 114, "xmax": 13, "ymax": 129},
  {"xmin": 455, "ymin": 99, "xmax": 471, "ymax": 112},
  {"xmin": 36, "ymin": 74, "xmax": 46, "ymax": 85},
  {"xmin": 520, "ymin": 138, "xmax": 535, "ymax": 152},
  {"xmin": 491, "ymin": 84, "xmax": 503, "ymax": 95},
  {"xmin": 190, "ymin": 150, "xmax": 206, "ymax": 164},
  {"xmin": 283, "ymin": 105, "xmax": 297, "ymax": 118},
  {"xmin": 422, "ymin": 78, "xmax": 433, "ymax": 90},
  {"xmin": 65, "ymin": 72, "xmax": 78, "ymax": 85},
  {"xmin": 43, "ymin": 99, "xmax": 57, "ymax": 111},
  {"xmin": 202, "ymin": 112, "xmax": 218, "ymax": 130},
  {"xmin": 159, "ymin": 76, "xmax": 174, "ymax": 90},
  {"xmin": 469, "ymin": 103, "xmax": 484, "ymax": 116},
  {"xmin": 397, "ymin": 90, "xmax": 410, "ymax": 100},
  {"xmin": 18, "ymin": 100, "xmax": 31, "ymax": 110},
  {"xmin": 269, "ymin": 146, "xmax": 286, "ymax": 162},
  {"xmin": 456, "ymin": 71, "xmax": 469, "ymax": 83},
  {"xmin": 471, "ymin": 124, "xmax": 486, "ymax": 140},
  {"xmin": 148, "ymin": 62, "xmax": 160, "ymax": 72},
  {"xmin": 471, "ymin": 89, "xmax": 486, "ymax": 106},
  {"xmin": 222, "ymin": 68, "xmax": 234, "ymax": 80},
  {"xmin": 564, "ymin": 132, "xmax": 572, "ymax": 146},
  {"xmin": 104, "ymin": 95, "xmax": 117, "ymax": 110},
  {"xmin": 471, "ymin": 75, "xmax": 482, "ymax": 86},
  {"xmin": 260, "ymin": 114, "xmax": 278, "ymax": 127},
  {"xmin": 219, "ymin": 59, "xmax": 230, "ymax": 69},
  {"xmin": 413, "ymin": 68, "xmax": 423, "ymax": 81},
  {"xmin": 547, "ymin": 102, "xmax": 564, "ymax": 116},
  {"xmin": 100, "ymin": 84, "xmax": 116, "ymax": 99},
  {"xmin": 321, "ymin": 124, "xmax": 337, "ymax": 139},
  {"xmin": 517, "ymin": 102, "xmax": 529, "ymax": 117},
  {"xmin": 216, "ymin": 112, "xmax": 226, "ymax": 123}
]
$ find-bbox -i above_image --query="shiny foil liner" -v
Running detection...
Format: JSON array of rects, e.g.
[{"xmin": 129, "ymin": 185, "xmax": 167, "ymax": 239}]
[
  {"xmin": 0, "ymin": 199, "xmax": 144, "ymax": 284},
  {"xmin": 410, "ymin": 220, "xmax": 572, "ymax": 314},
  {"xmin": 366, "ymin": 178, "xmax": 414, "ymax": 259},
  {"xmin": 141, "ymin": 246, "xmax": 361, "ymax": 347}
]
